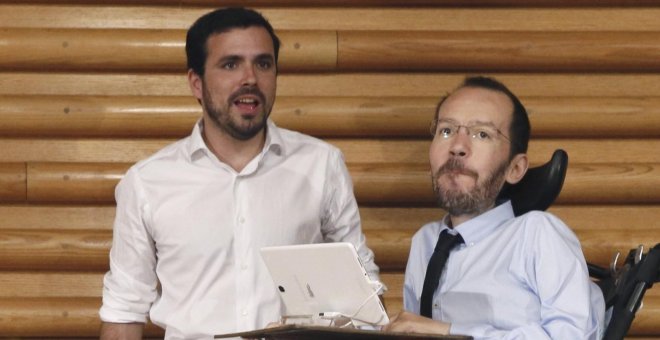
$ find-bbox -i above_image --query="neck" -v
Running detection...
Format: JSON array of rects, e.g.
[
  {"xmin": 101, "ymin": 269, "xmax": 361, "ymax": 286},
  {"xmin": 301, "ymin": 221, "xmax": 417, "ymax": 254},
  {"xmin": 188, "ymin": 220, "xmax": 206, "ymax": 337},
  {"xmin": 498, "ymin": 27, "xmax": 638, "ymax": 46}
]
[
  {"xmin": 448, "ymin": 202, "xmax": 495, "ymax": 228},
  {"xmin": 202, "ymin": 117, "xmax": 266, "ymax": 172}
]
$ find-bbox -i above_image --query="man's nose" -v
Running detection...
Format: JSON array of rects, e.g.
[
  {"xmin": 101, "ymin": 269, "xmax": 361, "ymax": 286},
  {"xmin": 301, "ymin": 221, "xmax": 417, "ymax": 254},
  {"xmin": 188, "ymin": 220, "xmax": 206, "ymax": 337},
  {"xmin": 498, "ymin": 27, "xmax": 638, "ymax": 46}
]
[
  {"xmin": 240, "ymin": 64, "xmax": 258, "ymax": 86},
  {"xmin": 449, "ymin": 128, "xmax": 471, "ymax": 157}
]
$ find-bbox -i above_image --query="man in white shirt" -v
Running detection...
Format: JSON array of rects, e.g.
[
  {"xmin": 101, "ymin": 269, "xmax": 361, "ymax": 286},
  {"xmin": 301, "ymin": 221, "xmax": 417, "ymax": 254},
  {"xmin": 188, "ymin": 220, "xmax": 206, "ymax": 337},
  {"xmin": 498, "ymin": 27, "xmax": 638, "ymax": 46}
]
[
  {"xmin": 384, "ymin": 76, "xmax": 604, "ymax": 339},
  {"xmin": 99, "ymin": 7, "xmax": 380, "ymax": 339}
]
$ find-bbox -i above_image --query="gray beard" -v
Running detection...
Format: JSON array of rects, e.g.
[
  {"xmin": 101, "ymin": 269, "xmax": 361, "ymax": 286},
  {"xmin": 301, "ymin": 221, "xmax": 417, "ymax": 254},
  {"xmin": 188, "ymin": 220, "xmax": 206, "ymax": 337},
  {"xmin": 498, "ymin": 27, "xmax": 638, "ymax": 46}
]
[{"xmin": 432, "ymin": 159, "xmax": 508, "ymax": 217}]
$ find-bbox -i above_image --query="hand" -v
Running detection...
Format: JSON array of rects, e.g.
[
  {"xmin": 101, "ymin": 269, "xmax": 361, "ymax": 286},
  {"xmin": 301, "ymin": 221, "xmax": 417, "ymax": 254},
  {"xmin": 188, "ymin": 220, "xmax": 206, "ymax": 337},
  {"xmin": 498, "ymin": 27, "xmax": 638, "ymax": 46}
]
[{"xmin": 383, "ymin": 311, "xmax": 450, "ymax": 335}]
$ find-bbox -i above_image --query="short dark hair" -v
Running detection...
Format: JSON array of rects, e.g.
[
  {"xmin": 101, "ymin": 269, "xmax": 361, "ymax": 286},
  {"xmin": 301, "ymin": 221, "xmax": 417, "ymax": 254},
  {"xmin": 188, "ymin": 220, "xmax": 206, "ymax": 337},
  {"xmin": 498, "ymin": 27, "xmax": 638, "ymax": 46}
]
[
  {"xmin": 435, "ymin": 76, "xmax": 530, "ymax": 158},
  {"xmin": 185, "ymin": 7, "xmax": 281, "ymax": 76}
]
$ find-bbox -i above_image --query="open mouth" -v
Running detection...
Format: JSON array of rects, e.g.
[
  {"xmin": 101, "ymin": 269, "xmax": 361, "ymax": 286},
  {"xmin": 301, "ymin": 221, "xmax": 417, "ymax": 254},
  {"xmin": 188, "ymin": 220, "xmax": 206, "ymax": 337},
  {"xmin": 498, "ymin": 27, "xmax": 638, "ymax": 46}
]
[{"xmin": 234, "ymin": 96, "xmax": 260, "ymax": 111}]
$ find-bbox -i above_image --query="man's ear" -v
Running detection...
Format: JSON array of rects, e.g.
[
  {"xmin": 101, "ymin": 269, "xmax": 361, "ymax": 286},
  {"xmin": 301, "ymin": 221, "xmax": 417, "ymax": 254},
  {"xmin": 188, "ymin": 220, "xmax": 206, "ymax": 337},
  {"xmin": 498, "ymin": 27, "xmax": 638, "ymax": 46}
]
[
  {"xmin": 187, "ymin": 69, "xmax": 203, "ymax": 102},
  {"xmin": 505, "ymin": 153, "xmax": 529, "ymax": 185}
]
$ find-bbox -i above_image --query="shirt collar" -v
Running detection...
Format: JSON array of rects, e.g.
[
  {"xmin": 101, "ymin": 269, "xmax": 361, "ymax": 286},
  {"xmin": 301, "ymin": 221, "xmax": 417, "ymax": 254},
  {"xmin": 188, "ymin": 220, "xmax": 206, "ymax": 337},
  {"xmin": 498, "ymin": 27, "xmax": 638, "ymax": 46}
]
[
  {"xmin": 440, "ymin": 200, "xmax": 515, "ymax": 246},
  {"xmin": 186, "ymin": 118, "xmax": 284, "ymax": 162}
]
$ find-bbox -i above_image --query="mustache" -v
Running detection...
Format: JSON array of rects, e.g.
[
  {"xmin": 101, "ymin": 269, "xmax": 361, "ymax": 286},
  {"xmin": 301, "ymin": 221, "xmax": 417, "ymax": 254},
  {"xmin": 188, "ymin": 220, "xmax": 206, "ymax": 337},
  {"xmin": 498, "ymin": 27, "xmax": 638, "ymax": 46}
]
[
  {"xmin": 228, "ymin": 87, "xmax": 266, "ymax": 104},
  {"xmin": 434, "ymin": 158, "xmax": 478, "ymax": 180}
]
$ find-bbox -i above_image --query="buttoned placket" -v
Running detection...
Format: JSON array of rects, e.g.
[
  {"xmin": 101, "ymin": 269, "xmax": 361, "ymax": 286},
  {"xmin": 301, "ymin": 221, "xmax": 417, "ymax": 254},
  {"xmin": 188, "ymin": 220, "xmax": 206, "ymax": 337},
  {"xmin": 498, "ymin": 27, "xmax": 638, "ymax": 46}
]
[
  {"xmin": 233, "ymin": 172, "xmax": 251, "ymax": 325},
  {"xmin": 232, "ymin": 150, "xmax": 269, "ymax": 329}
]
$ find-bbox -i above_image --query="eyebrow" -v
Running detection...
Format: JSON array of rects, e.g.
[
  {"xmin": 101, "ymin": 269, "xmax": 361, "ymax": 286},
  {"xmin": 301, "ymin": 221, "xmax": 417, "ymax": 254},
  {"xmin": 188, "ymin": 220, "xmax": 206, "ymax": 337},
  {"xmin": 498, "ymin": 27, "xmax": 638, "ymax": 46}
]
[
  {"xmin": 217, "ymin": 53, "xmax": 274, "ymax": 64},
  {"xmin": 437, "ymin": 118, "xmax": 499, "ymax": 128},
  {"xmin": 254, "ymin": 53, "xmax": 275, "ymax": 62}
]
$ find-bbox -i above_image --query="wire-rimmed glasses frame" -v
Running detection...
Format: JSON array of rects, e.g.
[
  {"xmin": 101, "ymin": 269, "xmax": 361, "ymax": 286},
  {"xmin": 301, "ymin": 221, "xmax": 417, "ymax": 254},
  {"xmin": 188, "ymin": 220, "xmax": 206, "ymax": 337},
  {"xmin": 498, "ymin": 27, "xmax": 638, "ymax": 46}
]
[{"xmin": 429, "ymin": 118, "xmax": 513, "ymax": 145}]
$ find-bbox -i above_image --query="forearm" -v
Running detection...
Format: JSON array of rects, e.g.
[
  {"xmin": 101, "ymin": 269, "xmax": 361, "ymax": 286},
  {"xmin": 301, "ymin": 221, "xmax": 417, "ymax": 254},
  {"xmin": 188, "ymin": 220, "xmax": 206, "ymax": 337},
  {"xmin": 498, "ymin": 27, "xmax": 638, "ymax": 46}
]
[{"xmin": 100, "ymin": 322, "xmax": 144, "ymax": 340}]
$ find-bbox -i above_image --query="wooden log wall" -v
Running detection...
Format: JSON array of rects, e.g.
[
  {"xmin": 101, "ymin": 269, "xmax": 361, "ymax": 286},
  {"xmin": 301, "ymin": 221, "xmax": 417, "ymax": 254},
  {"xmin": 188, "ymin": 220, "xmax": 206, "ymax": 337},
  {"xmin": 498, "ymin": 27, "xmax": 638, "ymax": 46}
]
[{"xmin": 0, "ymin": 1, "xmax": 659, "ymax": 338}]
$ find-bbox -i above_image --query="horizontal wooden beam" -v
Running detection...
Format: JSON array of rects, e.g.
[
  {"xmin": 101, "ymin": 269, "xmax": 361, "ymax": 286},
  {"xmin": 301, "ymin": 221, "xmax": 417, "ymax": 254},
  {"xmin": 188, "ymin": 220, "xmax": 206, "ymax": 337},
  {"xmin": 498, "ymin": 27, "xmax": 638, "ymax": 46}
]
[
  {"xmin": 0, "ymin": 205, "xmax": 116, "ymax": 230},
  {"xmin": 2, "ymin": 204, "xmax": 659, "ymax": 267},
  {"xmin": 0, "ymin": 29, "xmax": 336, "ymax": 73},
  {"xmin": 0, "ymin": 276, "xmax": 658, "ymax": 336},
  {"xmin": 338, "ymin": 31, "xmax": 660, "ymax": 72},
  {"xmin": 3, "ymin": 28, "xmax": 660, "ymax": 73},
  {"xmin": 2, "ymin": 6, "xmax": 660, "ymax": 31},
  {"xmin": 2, "ymin": 204, "xmax": 659, "ymax": 236},
  {"xmin": 0, "ymin": 272, "xmax": 102, "ymax": 297},
  {"xmin": 26, "ymin": 162, "xmax": 129, "ymax": 204},
  {"xmin": 0, "ymin": 229, "xmax": 110, "ymax": 271},
  {"xmin": 351, "ymin": 162, "xmax": 660, "ymax": 205},
  {"xmin": 0, "ymin": 162, "xmax": 25, "ymax": 202},
  {"xmin": 5, "ymin": 0, "xmax": 660, "ymax": 7},
  {"xmin": 0, "ymin": 297, "xmax": 164, "ymax": 337},
  {"xmin": 2, "ymin": 139, "xmax": 660, "ymax": 165},
  {"xmin": 0, "ymin": 226, "xmax": 656, "ymax": 272},
  {"xmin": 4, "ymin": 73, "xmax": 660, "ymax": 98},
  {"xmin": 0, "ymin": 161, "xmax": 658, "ymax": 204},
  {"xmin": 2, "ymin": 95, "xmax": 660, "ymax": 138}
]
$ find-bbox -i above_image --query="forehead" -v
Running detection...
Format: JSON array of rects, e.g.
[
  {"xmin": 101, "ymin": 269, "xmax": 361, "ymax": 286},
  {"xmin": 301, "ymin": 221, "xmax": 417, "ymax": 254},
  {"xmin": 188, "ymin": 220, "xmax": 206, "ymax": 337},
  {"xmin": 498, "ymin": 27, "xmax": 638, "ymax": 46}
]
[
  {"xmin": 437, "ymin": 87, "xmax": 514, "ymax": 127},
  {"xmin": 205, "ymin": 26, "xmax": 274, "ymax": 59}
]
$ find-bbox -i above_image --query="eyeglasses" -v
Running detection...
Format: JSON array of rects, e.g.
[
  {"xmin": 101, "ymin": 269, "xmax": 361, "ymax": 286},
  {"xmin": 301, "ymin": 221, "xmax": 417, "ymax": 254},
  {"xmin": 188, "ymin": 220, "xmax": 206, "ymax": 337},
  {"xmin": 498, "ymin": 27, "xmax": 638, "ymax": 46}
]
[{"xmin": 430, "ymin": 119, "xmax": 512, "ymax": 144}]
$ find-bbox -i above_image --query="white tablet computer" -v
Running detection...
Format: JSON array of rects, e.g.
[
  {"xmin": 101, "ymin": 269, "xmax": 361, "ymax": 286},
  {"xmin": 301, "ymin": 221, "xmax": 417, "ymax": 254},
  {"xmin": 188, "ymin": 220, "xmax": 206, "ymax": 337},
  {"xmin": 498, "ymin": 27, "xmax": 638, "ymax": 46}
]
[{"xmin": 260, "ymin": 242, "xmax": 389, "ymax": 327}]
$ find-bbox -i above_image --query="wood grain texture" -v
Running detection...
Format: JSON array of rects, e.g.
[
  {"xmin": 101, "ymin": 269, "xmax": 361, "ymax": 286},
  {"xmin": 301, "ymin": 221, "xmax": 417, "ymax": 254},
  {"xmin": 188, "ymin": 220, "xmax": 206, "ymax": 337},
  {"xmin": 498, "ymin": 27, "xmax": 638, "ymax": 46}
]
[
  {"xmin": 0, "ymin": 297, "xmax": 164, "ymax": 337},
  {"xmin": 0, "ymin": 227, "xmax": 656, "ymax": 272},
  {"xmin": 3, "ymin": 161, "xmax": 660, "ymax": 204},
  {"xmin": 2, "ymin": 6, "xmax": 660, "ymax": 31},
  {"xmin": 338, "ymin": 31, "xmax": 660, "ymax": 72},
  {"xmin": 2, "ymin": 204, "xmax": 659, "ymax": 234},
  {"xmin": 0, "ymin": 276, "xmax": 657, "ymax": 336},
  {"xmin": 4, "ymin": 73, "xmax": 660, "ymax": 97},
  {"xmin": 5, "ymin": 28, "xmax": 660, "ymax": 73},
  {"xmin": 1, "ymin": 1, "xmax": 658, "ymax": 338},
  {"xmin": 26, "ymin": 162, "xmax": 129, "ymax": 203},
  {"xmin": 349, "ymin": 162, "xmax": 660, "ymax": 205},
  {"xmin": 2, "ymin": 139, "xmax": 660, "ymax": 165},
  {"xmin": 0, "ymin": 229, "xmax": 110, "ymax": 271},
  {"xmin": 2, "ymin": 95, "xmax": 660, "ymax": 138},
  {"xmin": 0, "ymin": 28, "xmax": 336, "ymax": 72},
  {"xmin": 4, "ymin": 0, "xmax": 660, "ymax": 7},
  {"xmin": 0, "ymin": 162, "xmax": 25, "ymax": 201},
  {"xmin": 0, "ymin": 205, "xmax": 116, "ymax": 230}
]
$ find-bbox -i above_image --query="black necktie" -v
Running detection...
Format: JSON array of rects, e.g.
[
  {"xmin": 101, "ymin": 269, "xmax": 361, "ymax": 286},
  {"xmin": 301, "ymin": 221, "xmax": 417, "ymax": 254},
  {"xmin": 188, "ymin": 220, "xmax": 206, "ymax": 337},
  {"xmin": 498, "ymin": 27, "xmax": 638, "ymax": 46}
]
[{"xmin": 420, "ymin": 229, "xmax": 464, "ymax": 318}]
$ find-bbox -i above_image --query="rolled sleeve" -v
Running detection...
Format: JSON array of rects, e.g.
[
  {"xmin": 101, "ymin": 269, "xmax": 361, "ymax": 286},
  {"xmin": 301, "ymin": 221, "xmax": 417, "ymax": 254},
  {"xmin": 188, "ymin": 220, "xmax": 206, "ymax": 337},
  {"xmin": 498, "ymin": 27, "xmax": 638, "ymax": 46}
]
[{"xmin": 99, "ymin": 168, "xmax": 159, "ymax": 323}]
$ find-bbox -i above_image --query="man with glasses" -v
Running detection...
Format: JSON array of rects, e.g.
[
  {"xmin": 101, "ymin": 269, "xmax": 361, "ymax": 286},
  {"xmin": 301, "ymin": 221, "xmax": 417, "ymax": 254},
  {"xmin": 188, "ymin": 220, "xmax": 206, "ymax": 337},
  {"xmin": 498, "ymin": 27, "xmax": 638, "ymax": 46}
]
[{"xmin": 384, "ymin": 76, "xmax": 604, "ymax": 339}]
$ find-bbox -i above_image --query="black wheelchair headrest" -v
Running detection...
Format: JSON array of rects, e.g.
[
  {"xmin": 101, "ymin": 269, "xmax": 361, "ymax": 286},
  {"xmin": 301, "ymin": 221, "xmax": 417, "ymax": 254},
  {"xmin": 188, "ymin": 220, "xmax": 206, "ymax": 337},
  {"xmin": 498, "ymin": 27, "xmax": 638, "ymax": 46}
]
[{"xmin": 496, "ymin": 149, "xmax": 568, "ymax": 216}]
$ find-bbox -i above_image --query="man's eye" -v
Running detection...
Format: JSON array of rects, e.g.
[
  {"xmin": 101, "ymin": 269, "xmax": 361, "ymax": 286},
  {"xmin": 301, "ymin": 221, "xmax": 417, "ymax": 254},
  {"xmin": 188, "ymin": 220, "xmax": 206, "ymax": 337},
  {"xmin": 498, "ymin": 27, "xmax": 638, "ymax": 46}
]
[
  {"xmin": 475, "ymin": 130, "xmax": 491, "ymax": 140},
  {"xmin": 222, "ymin": 62, "xmax": 237, "ymax": 69},
  {"xmin": 440, "ymin": 127, "xmax": 453, "ymax": 137},
  {"xmin": 257, "ymin": 61, "xmax": 273, "ymax": 70}
]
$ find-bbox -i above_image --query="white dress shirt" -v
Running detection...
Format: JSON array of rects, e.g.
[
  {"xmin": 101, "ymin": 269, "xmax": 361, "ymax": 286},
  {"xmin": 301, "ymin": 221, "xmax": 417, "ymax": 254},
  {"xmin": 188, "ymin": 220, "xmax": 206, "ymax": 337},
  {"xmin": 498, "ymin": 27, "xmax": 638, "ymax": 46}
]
[
  {"xmin": 404, "ymin": 201, "xmax": 605, "ymax": 339},
  {"xmin": 100, "ymin": 119, "xmax": 379, "ymax": 339}
]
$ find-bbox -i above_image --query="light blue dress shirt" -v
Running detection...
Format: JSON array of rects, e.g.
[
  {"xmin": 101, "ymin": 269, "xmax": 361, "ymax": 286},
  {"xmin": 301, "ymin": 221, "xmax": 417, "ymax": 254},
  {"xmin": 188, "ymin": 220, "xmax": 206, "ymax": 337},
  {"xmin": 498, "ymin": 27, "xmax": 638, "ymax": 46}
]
[{"xmin": 403, "ymin": 201, "xmax": 605, "ymax": 339}]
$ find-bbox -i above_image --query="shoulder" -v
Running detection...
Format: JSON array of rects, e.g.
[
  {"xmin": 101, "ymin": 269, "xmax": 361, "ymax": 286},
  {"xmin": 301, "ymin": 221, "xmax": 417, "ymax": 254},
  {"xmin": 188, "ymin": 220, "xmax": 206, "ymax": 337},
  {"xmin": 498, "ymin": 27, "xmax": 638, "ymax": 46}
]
[
  {"xmin": 122, "ymin": 137, "xmax": 190, "ymax": 182},
  {"xmin": 276, "ymin": 126, "xmax": 341, "ymax": 156},
  {"xmin": 411, "ymin": 220, "xmax": 442, "ymax": 247},
  {"xmin": 514, "ymin": 210, "xmax": 581, "ymax": 249},
  {"xmin": 140, "ymin": 138, "xmax": 189, "ymax": 166}
]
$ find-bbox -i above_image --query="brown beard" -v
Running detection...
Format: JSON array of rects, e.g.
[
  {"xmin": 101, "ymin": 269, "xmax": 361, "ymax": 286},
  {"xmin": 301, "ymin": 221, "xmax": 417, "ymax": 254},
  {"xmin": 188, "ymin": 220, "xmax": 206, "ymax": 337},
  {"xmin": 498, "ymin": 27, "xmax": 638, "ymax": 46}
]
[
  {"xmin": 431, "ymin": 158, "xmax": 508, "ymax": 217},
  {"xmin": 202, "ymin": 83, "xmax": 270, "ymax": 141}
]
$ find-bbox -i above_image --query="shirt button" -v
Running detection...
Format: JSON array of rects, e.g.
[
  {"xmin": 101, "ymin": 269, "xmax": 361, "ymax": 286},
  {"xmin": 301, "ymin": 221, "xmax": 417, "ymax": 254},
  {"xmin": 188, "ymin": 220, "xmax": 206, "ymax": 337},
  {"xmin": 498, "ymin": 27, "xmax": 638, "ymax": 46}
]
[
  {"xmin": 242, "ymin": 310, "xmax": 248, "ymax": 316},
  {"xmin": 241, "ymin": 264, "xmax": 248, "ymax": 270},
  {"xmin": 239, "ymin": 217, "xmax": 245, "ymax": 224}
]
